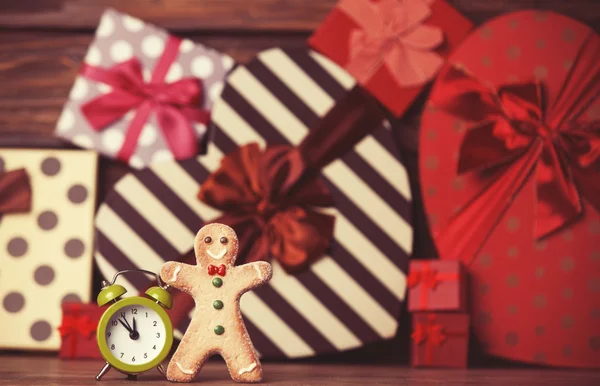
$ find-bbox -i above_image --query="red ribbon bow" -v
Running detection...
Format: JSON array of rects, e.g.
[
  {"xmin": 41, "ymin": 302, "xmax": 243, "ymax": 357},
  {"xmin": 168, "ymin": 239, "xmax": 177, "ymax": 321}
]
[
  {"xmin": 207, "ymin": 264, "xmax": 227, "ymax": 276},
  {"xmin": 338, "ymin": 0, "xmax": 444, "ymax": 87},
  {"xmin": 411, "ymin": 318, "xmax": 447, "ymax": 347},
  {"xmin": 408, "ymin": 267, "xmax": 442, "ymax": 290},
  {"xmin": 199, "ymin": 143, "xmax": 336, "ymax": 273},
  {"xmin": 433, "ymin": 34, "xmax": 600, "ymax": 263},
  {"xmin": 0, "ymin": 168, "xmax": 32, "ymax": 215},
  {"xmin": 80, "ymin": 36, "xmax": 210, "ymax": 163},
  {"xmin": 58, "ymin": 315, "xmax": 97, "ymax": 338}
]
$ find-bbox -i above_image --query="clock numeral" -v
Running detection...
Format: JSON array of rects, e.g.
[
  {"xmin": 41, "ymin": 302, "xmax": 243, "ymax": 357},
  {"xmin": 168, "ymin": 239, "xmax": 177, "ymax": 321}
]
[
  {"xmin": 120, "ymin": 312, "xmax": 125, "ymax": 318},
  {"xmin": 132, "ymin": 356, "xmax": 136, "ymax": 362},
  {"xmin": 132, "ymin": 308, "xmax": 138, "ymax": 314},
  {"xmin": 107, "ymin": 332, "xmax": 111, "ymax": 337},
  {"xmin": 152, "ymin": 345, "xmax": 156, "ymax": 350},
  {"xmin": 156, "ymin": 332, "xmax": 160, "ymax": 338},
  {"xmin": 110, "ymin": 344, "xmax": 115, "ymax": 350},
  {"xmin": 120, "ymin": 353, "xmax": 124, "ymax": 358},
  {"xmin": 144, "ymin": 353, "xmax": 148, "ymax": 359},
  {"xmin": 145, "ymin": 312, "xmax": 148, "ymax": 318},
  {"xmin": 111, "ymin": 320, "xmax": 118, "ymax": 326},
  {"xmin": 153, "ymin": 321, "xmax": 157, "ymax": 327}
]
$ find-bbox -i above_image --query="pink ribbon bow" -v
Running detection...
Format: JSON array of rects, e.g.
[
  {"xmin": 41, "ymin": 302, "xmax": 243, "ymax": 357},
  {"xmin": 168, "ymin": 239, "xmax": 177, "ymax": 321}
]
[
  {"xmin": 80, "ymin": 36, "xmax": 210, "ymax": 163},
  {"xmin": 338, "ymin": 0, "xmax": 444, "ymax": 87}
]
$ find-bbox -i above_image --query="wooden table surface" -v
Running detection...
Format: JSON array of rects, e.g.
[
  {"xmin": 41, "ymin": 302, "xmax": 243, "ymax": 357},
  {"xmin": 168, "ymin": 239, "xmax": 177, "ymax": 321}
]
[{"xmin": 0, "ymin": 356, "xmax": 599, "ymax": 386}]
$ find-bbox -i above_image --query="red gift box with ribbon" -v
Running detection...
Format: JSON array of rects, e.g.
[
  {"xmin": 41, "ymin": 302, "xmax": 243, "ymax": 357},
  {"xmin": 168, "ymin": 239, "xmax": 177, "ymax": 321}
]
[
  {"xmin": 308, "ymin": 0, "xmax": 472, "ymax": 117},
  {"xmin": 408, "ymin": 260, "xmax": 467, "ymax": 312},
  {"xmin": 411, "ymin": 313, "xmax": 469, "ymax": 368},
  {"xmin": 419, "ymin": 10, "xmax": 600, "ymax": 368},
  {"xmin": 58, "ymin": 303, "xmax": 103, "ymax": 359}
]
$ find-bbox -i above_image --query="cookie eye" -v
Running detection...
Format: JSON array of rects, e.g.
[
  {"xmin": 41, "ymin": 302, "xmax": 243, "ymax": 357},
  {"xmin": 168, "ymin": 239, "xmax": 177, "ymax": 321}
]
[
  {"xmin": 204, "ymin": 236, "xmax": 212, "ymax": 244},
  {"xmin": 220, "ymin": 236, "xmax": 228, "ymax": 245}
]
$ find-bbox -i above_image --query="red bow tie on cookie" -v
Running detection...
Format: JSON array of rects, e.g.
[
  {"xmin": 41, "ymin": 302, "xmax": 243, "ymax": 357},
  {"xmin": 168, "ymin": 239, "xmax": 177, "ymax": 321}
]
[{"xmin": 207, "ymin": 264, "xmax": 226, "ymax": 276}]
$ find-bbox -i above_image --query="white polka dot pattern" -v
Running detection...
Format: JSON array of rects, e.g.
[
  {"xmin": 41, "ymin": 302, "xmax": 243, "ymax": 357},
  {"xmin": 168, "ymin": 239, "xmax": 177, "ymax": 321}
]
[
  {"xmin": 141, "ymin": 35, "xmax": 165, "ymax": 58},
  {"xmin": 110, "ymin": 40, "xmax": 134, "ymax": 62},
  {"xmin": 191, "ymin": 56, "xmax": 215, "ymax": 78},
  {"xmin": 0, "ymin": 149, "xmax": 97, "ymax": 351}
]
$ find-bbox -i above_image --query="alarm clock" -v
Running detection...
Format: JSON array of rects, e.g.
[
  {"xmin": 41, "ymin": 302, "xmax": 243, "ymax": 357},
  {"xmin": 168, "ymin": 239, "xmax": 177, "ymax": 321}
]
[{"xmin": 95, "ymin": 269, "xmax": 174, "ymax": 381}]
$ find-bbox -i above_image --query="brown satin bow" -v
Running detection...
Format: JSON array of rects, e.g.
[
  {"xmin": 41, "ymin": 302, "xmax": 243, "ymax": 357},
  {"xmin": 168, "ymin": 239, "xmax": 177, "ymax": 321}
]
[
  {"xmin": 198, "ymin": 143, "xmax": 336, "ymax": 273},
  {"xmin": 432, "ymin": 34, "xmax": 600, "ymax": 262},
  {"xmin": 0, "ymin": 168, "xmax": 32, "ymax": 215},
  {"xmin": 197, "ymin": 87, "xmax": 385, "ymax": 273}
]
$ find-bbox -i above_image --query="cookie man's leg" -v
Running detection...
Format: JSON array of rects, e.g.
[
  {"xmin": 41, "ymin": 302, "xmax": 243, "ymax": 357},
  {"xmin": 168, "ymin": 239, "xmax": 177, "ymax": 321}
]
[
  {"xmin": 221, "ymin": 332, "xmax": 263, "ymax": 383},
  {"xmin": 166, "ymin": 326, "xmax": 214, "ymax": 382}
]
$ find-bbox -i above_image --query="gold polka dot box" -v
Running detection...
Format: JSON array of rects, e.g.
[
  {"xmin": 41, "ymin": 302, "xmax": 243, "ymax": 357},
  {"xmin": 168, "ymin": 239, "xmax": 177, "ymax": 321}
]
[
  {"xmin": 54, "ymin": 8, "xmax": 234, "ymax": 169},
  {"xmin": 419, "ymin": 11, "xmax": 600, "ymax": 368},
  {"xmin": 0, "ymin": 149, "xmax": 98, "ymax": 350},
  {"xmin": 94, "ymin": 47, "xmax": 414, "ymax": 359}
]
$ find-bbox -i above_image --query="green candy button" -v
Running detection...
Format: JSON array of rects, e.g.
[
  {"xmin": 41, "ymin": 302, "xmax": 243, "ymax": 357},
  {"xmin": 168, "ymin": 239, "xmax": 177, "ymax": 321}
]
[
  {"xmin": 214, "ymin": 325, "xmax": 225, "ymax": 335},
  {"xmin": 212, "ymin": 278, "xmax": 223, "ymax": 287},
  {"xmin": 213, "ymin": 300, "xmax": 224, "ymax": 310}
]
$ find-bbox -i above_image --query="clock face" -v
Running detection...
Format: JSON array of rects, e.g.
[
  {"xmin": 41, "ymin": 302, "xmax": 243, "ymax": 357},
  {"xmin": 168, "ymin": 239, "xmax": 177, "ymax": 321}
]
[{"xmin": 103, "ymin": 304, "xmax": 167, "ymax": 366}]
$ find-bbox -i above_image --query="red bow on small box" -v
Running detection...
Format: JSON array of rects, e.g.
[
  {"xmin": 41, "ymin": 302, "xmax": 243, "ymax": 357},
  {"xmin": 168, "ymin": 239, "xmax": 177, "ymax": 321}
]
[
  {"xmin": 433, "ymin": 34, "xmax": 600, "ymax": 263},
  {"xmin": 207, "ymin": 264, "xmax": 226, "ymax": 276},
  {"xmin": 0, "ymin": 168, "xmax": 31, "ymax": 215},
  {"xmin": 408, "ymin": 262, "xmax": 459, "ymax": 308},
  {"xmin": 412, "ymin": 314, "xmax": 466, "ymax": 365},
  {"xmin": 58, "ymin": 306, "xmax": 98, "ymax": 358},
  {"xmin": 80, "ymin": 36, "xmax": 210, "ymax": 163},
  {"xmin": 337, "ymin": 0, "xmax": 444, "ymax": 87}
]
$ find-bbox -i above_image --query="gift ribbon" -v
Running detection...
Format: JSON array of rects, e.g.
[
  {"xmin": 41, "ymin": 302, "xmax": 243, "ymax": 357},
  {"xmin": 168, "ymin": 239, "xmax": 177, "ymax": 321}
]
[
  {"xmin": 411, "ymin": 314, "xmax": 466, "ymax": 365},
  {"xmin": 337, "ymin": 0, "xmax": 444, "ymax": 87},
  {"xmin": 432, "ymin": 33, "xmax": 600, "ymax": 264},
  {"xmin": 407, "ymin": 262, "xmax": 458, "ymax": 309},
  {"xmin": 0, "ymin": 168, "xmax": 31, "ymax": 215},
  {"xmin": 58, "ymin": 303, "xmax": 98, "ymax": 358},
  {"xmin": 80, "ymin": 36, "xmax": 210, "ymax": 163}
]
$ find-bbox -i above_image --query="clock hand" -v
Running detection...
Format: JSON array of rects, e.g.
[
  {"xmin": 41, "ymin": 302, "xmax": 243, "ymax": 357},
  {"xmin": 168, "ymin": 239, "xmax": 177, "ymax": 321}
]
[
  {"xmin": 118, "ymin": 318, "xmax": 133, "ymax": 333},
  {"xmin": 132, "ymin": 317, "xmax": 137, "ymax": 333}
]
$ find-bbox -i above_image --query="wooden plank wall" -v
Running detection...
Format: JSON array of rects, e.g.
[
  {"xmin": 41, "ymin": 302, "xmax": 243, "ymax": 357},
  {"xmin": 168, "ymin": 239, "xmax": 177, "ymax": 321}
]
[{"xmin": 0, "ymin": 0, "xmax": 598, "ymax": 363}]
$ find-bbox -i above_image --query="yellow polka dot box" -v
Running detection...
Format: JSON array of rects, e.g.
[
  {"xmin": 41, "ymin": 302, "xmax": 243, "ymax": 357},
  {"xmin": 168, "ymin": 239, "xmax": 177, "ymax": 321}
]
[
  {"xmin": 418, "ymin": 11, "xmax": 600, "ymax": 368},
  {"xmin": 53, "ymin": 8, "xmax": 234, "ymax": 170},
  {"xmin": 0, "ymin": 149, "xmax": 98, "ymax": 351}
]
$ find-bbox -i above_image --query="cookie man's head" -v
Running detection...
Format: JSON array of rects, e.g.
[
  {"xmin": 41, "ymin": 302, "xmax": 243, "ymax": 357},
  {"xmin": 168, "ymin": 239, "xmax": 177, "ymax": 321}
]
[{"xmin": 194, "ymin": 223, "xmax": 239, "ymax": 266}]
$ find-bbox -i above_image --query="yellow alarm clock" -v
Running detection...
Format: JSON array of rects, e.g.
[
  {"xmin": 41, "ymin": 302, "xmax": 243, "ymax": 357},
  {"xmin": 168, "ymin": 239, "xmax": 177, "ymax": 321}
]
[{"xmin": 95, "ymin": 269, "xmax": 174, "ymax": 381}]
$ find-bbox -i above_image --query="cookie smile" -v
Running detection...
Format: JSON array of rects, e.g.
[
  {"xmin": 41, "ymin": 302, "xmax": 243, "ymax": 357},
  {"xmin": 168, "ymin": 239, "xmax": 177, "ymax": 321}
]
[{"xmin": 207, "ymin": 249, "xmax": 227, "ymax": 260}]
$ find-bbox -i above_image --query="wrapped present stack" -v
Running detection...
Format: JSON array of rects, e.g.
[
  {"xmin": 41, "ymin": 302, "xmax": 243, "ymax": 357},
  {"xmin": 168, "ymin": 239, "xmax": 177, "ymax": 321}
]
[{"xmin": 407, "ymin": 260, "xmax": 470, "ymax": 368}]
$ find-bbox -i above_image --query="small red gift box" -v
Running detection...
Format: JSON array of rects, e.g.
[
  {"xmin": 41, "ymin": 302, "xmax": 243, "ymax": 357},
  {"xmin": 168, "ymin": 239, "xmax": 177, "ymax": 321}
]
[
  {"xmin": 411, "ymin": 313, "xmax": 469, "ymax": 368},
  {"xmin": 58, "ymin": 302, "xmax": 103, "ymax": 359},
  {"xmin": 308, "ymin": 0, "xmax": 472, "ymax": 117},
  {"xmin": 408, "ymin": 260, "xmax": 467, "ymax": 312}
]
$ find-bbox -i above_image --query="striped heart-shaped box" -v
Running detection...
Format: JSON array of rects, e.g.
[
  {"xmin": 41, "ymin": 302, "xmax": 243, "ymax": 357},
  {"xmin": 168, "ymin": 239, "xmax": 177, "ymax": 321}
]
[{"xmin": 95, "ymin": 48, "xmax": 413, "ymax": 358}]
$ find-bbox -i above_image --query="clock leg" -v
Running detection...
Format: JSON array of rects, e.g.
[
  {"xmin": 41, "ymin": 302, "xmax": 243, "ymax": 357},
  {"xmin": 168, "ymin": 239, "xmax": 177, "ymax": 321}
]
[
  {"xmin": 95, "ymin": 362, "xmax": 112, "ymax": 381},
  {"xmin": 157, "ymin": 364, "xmax": 167, "ymax": 378}
]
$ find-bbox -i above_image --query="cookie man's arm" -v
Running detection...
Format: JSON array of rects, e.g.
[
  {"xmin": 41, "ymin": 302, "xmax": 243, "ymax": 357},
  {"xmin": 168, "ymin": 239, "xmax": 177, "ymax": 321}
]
[
  {"xmin": 232, "ymin": 262, "xmax": 273, "ymax": 293},
  {"xmin": 160, "ymin": 262, "xmax": 196, "ymax": 294}
]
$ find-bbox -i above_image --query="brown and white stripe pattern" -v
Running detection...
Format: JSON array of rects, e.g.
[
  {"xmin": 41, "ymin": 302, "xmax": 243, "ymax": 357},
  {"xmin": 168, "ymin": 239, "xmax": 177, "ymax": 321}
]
[{"xmin": 94, "ymin": 48, "xmax": 413, "ymax": 358}]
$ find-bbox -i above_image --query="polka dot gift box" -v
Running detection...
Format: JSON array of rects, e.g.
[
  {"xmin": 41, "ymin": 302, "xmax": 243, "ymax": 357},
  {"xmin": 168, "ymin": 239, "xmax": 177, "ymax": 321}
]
[
  {"xmin": 419, "ymin": 11, "xmax": 600, "ymax": 368},
  {"xmin": 0, "ymin": 149, "xmax": 98, "ymax": 351},
  {"xmin": 54, "ymin": 8, "xmax": 234, "ymax": 169},
  {"xmin": 94, "ymin": 48, "xmax": 414, "ymax": 359}
]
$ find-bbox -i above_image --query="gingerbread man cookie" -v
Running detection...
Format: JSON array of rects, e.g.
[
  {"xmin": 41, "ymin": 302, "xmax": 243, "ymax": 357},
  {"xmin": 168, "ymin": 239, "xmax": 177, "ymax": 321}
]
[{"xmin": 160, "ymin": 223, "xmax": 272, "ymax": 383}]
